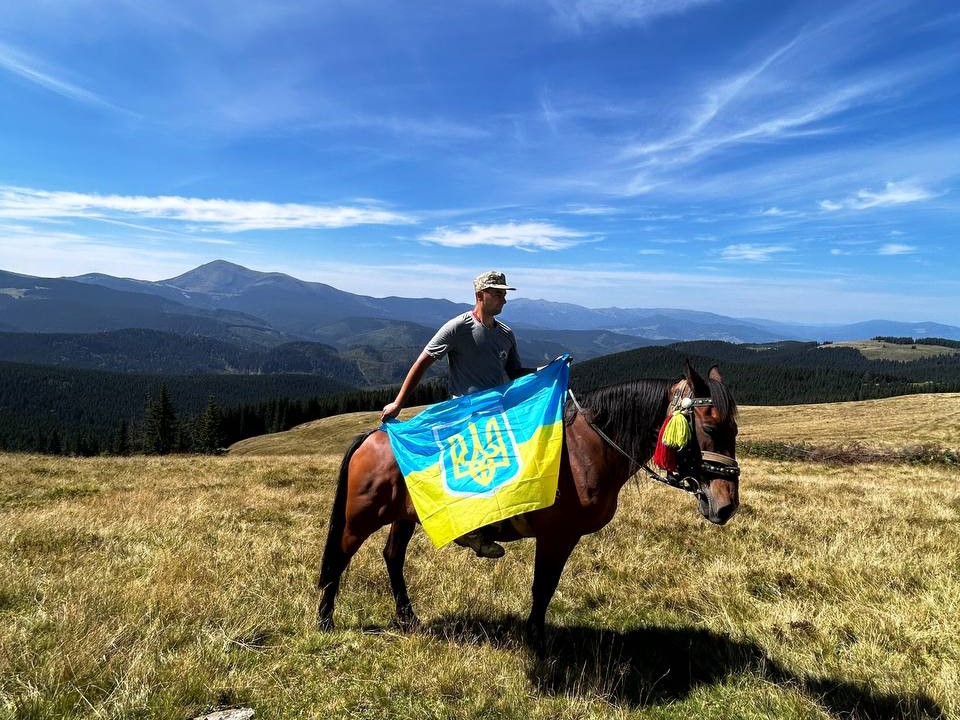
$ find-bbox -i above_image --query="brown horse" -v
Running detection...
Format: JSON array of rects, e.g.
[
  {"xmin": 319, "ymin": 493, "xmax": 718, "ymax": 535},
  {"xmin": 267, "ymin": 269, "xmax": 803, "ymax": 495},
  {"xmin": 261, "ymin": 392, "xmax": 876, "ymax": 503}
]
[{"xmin": 318, "ymin": 363, "xmax": 740, "ymax": 646}]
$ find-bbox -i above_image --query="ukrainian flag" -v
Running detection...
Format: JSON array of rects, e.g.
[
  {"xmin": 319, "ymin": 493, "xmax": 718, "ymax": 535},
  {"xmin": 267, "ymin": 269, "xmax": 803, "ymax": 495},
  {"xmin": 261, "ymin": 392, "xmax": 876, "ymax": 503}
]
[{"xmin": 382, "ymin": 355, "xmax": 570, "ymax": 548}]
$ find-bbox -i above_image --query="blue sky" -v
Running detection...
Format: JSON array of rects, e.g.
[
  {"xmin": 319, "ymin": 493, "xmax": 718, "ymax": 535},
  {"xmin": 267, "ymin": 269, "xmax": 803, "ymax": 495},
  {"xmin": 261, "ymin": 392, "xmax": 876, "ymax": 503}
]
[{"xmin": 1, "ymin": 0, "xmax": 958, "ymax": 324}]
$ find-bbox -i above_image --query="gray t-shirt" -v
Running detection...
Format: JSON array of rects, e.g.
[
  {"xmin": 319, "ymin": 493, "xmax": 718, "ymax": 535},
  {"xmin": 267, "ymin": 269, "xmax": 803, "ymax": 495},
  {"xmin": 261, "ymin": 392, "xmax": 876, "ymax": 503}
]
[{"xmin": 424, "ymin": 312, "xmax": 523, "ymax": 396}]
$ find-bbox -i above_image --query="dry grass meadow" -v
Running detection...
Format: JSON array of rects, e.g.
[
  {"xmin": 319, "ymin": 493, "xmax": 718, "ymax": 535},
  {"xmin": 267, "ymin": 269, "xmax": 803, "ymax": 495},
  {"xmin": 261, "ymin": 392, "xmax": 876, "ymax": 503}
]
[
  {"xmin": 1, "ymin": 395, "xmax": 958, "ymax": 719},
  {"xmin": 822, "ymin": 341, "xmax": 960, "ymax": 362}
]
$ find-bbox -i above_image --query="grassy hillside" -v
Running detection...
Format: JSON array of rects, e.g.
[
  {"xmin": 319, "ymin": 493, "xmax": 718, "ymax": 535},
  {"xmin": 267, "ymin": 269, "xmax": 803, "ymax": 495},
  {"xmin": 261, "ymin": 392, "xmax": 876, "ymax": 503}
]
[
  {"xmin": 229, "ymin": 408, "xmax": 389, "ymax": 456},
  {"xmin": 741, "ymin": 392, "xmax": 960, "ymax": 448},
  {"xmin": 2, "ymin": 395, "xmax": 958, "ymax": 719},
  {"xmin": 824, "ymin": 340, "xmax": 960, "ymax": 361},
  {"xmin": 228, "ymin": 392, "xmax": 960, "ymax": 456}
]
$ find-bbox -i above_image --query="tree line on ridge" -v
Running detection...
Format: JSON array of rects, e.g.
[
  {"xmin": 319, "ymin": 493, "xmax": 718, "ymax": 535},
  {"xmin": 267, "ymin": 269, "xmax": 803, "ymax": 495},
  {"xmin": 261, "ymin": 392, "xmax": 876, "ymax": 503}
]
[{"xmin": 2, "ymin": 340, "xmax": 960, "ymax": 456}]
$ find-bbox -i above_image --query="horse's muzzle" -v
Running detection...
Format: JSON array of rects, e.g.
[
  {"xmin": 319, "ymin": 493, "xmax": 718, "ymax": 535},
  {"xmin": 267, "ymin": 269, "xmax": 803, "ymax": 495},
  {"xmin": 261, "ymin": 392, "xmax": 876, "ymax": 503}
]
[{"xmin": 698, "ymin": 481, "xmax": 739, "ymax": 525}]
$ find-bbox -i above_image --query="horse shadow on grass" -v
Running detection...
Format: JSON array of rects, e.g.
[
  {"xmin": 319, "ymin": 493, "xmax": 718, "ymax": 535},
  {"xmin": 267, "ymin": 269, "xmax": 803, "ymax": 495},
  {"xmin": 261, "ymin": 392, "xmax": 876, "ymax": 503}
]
[{"xmin": 420, "ymin": 614, "xmax": 944, "ymax": 720}]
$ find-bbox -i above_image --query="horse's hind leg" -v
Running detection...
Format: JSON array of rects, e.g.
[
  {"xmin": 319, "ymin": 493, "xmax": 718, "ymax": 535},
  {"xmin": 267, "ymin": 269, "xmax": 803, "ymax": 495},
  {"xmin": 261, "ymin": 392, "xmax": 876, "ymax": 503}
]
[
  {"xmin": 318, "ymin": 429, "xmax": 405, "ymax": 630},
  {"xmin": 318, "ymin": 526, "xmax": 369, "ymax": 630},
  {"xmin": 383, "ymin": 519, "xmax": 419, "ymax": 630}
]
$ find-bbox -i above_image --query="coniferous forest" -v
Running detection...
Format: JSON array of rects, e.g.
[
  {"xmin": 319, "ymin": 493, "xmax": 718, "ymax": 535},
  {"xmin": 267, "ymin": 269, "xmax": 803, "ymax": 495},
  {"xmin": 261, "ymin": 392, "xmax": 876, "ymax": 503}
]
[{"xmin": 2, "ymin": 340, "xmax": 959, "ymax": 456}]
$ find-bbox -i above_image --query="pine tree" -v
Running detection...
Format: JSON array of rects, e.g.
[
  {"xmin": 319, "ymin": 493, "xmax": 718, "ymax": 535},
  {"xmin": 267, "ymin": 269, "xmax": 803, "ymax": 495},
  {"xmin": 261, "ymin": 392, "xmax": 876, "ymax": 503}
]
[
  {"xmin": 113, "ymin": 420, "xmax": 131, "ymax": 456},
  {"xmin": 144, "ymin": 384, "xmax": 178, "ymax": 455},
  {"xmin": 195, "ymin": 396, "xmax": 225, "ymax": 453},
  {"xmin": 46, "ymin": 429, "xmax": 62, "ymax": 455}
]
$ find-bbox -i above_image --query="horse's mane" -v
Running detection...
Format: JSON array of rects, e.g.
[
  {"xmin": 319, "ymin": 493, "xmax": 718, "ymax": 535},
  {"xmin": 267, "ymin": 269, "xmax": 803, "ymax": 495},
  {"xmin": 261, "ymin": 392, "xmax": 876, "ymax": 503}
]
[{"xmin": 571, "ymin": 379, "xmax": 673, "ymax": 464}]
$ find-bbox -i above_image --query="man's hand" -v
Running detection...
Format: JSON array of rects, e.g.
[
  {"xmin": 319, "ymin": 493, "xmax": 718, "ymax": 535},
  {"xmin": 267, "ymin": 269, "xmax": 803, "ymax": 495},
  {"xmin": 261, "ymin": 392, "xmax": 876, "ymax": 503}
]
[
  {"xmin": 380, "ymin": 401, "xmax": 402, "ymax": 423},
  {"xmin": 380, "ymin": 351, "xmax": 434, "ymax": 423},
  {"xmin": 536, "ymin": 354, "xmax": 573, "ymax": 371}
]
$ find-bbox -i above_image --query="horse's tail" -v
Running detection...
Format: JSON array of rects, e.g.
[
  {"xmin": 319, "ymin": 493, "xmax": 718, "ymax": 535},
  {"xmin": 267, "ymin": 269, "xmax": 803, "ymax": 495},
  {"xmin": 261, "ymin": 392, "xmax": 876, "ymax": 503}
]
[{"xmin": 319, "ymin": 429, "xmax": 376, "ymax": 584}]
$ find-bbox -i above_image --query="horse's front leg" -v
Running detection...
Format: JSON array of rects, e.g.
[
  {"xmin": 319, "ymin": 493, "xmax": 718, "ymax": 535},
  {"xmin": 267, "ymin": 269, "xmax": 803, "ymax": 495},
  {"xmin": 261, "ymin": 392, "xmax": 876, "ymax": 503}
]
[
  {"xmin": 527, "ymin": 533, "xmax": 580, "ymax": 652},
  {"xmin": 383, "ymin": 519, "xmax": 419, "ymax": 630}
]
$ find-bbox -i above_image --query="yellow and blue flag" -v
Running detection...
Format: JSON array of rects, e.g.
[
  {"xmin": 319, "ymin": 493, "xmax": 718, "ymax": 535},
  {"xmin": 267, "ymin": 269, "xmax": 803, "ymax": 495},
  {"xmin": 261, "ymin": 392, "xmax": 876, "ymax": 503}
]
[{"xmin": 382, "ymin": 355, "xmax": 570, "ymax": 547}]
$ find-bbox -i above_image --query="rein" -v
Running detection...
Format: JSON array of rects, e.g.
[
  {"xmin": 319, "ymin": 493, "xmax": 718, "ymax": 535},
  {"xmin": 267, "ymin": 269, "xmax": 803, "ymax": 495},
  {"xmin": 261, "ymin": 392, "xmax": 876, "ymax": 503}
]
[{"xmin": 566, "ymin": 386, "xmax": 739, "ymax": 497}]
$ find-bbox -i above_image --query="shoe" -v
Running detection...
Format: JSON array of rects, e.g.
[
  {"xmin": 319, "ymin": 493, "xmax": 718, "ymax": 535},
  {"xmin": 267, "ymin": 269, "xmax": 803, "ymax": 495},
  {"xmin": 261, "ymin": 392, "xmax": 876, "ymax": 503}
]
[{"xmin": 454, "ymin": 531, "xmax": 505, "ymax": 559}]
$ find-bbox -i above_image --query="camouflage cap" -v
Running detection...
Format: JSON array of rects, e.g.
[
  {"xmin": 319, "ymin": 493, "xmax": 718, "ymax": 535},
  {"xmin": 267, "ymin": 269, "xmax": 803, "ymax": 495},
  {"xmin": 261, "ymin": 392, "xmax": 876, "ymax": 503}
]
[{"xmin": 473, "ymin": 270, "xmax": 516, "ymax": 293}]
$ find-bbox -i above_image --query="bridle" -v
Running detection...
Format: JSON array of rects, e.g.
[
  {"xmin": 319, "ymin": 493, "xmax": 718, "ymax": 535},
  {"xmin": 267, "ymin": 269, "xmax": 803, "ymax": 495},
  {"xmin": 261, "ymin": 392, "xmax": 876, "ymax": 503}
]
[{"xmin": 567, "ymin": 385, "xmax": 741, "ymax": 498}]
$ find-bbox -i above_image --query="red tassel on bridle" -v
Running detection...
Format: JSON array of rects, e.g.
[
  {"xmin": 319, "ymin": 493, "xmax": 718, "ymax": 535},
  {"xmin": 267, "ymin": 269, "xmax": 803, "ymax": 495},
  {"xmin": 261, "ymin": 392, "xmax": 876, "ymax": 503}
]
[{"xmin": 652, "ymin": 415, "xmax": 677, "ymax": 471}]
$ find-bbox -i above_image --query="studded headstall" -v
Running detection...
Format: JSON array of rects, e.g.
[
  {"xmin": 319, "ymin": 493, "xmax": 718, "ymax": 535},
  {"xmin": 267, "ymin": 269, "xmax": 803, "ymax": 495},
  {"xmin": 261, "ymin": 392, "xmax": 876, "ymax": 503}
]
[{"xmin": 663, "ymin": 390, "xmax": 741, "ymax": 495}]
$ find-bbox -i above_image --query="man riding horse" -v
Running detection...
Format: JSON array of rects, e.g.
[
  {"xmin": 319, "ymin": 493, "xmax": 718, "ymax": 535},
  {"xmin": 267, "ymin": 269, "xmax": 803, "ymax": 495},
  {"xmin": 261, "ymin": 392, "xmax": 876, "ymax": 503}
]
[
  {"xmin": 320, "ymin": 273, "xmax": 741, "ymax": 646},
  {"xmin": 380, "ymin": 270, "xmax": 537, "ymax": 558}
]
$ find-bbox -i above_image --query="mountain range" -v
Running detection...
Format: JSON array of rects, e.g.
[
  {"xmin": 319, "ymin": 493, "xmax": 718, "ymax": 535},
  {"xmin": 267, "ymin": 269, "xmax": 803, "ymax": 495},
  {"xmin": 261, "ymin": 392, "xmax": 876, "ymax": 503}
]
[{"xmin": 2, "ymin": 260, "xmax": 958, "ymax": 384}]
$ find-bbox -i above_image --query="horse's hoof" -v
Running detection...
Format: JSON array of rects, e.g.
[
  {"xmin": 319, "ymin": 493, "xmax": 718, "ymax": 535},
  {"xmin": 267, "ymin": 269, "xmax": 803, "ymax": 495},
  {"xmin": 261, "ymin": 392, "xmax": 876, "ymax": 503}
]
[
  {"xmin": 525, "ymin": 623, "xmax": 546, "ymax": 656},
  {"xmin": 396, "ymin": 612, "xmax": 421, "ymax": 632},
  {"xmin": 318, "ymin": 613, "xmax": 335, "ymax": 632}
]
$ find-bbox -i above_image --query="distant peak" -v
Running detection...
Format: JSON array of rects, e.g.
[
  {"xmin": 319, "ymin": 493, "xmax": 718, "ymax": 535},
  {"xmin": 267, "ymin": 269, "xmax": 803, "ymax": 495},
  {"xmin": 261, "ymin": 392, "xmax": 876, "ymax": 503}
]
[
  {"xmin": 162, "ymin": 259, "xmax": 265, "ymax": 293},
  {"xmin": 198, "ymin": 259, "xmax": 249, "ymax": 271},
  {"xmin": 165, "ymin": 259, "xmax": 252, "ymax": 278},
  {"xmin": 159, "ymin": 259, "xmax": 318, "ymax": 296}
]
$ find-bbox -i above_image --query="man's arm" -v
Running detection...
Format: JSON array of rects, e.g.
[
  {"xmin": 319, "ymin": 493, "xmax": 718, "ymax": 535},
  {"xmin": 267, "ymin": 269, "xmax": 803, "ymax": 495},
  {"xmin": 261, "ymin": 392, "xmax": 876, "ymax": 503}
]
[
  {"xmin": 504, "ymin": 332, "xmax": 535, "ymax": 380},
  {"xmin": 506, "ymin": 365, "xmax": 536, "ymax": 380},
  {"xmin": 380, "ymin": 350, "xmax": 436, "ymax": 422},
  {"xmin": 506, "ymin": 353, "xmax": 571, "ymax": 380}
]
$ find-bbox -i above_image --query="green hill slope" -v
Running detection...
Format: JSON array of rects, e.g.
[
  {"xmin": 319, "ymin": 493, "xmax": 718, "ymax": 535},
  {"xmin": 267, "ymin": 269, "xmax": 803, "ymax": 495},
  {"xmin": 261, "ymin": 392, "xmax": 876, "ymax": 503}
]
[{"xmin": 228, "ymin": 391, "xmax": 960, "ymax": 456}]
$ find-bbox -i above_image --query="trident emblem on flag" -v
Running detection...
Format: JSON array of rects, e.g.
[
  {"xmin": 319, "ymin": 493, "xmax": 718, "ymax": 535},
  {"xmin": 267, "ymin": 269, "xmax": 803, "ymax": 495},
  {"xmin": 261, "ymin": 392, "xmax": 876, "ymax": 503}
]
[{"xmin": 439, "ymin": 412, "xmax": 521, "ymax": 496}]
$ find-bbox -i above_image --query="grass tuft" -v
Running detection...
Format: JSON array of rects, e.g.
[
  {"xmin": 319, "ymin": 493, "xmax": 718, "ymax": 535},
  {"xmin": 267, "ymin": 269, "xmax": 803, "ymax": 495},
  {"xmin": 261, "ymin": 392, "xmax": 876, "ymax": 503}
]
[{"xmin": 740, "ymin": 440, "xmax": 960, "ymax": 466}]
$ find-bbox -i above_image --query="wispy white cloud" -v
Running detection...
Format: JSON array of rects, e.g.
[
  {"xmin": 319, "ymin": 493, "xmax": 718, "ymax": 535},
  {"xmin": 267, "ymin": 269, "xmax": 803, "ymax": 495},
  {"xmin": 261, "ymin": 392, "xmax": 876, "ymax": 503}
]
[
  {"xmin": 610, "ymin": 2, "xmax": 960, "ymax": 200},
  {"xmin": 720, "ymin": 243, "xmax": 792, "ymax": 262},
  {"xmin": 648, "ymin": 131, "xmax": 960, "ymax": 209},
  {"xmin": 649, "ymin": 237, "xmax": 688, "ymax": 245},
  {"xmin": 819, "ymin": 181, "xmax": 935, "ymax": 211},
  {"xmin": 622, "ymin": 39, "xmax": 798, "ymax": 161},
  {"xmin": 623, "ymin": 72, "xmax": 909, "ymax": 183},
  {"xmin": 560, "ymin": 205, "xmax": 619, "ymax": 216},
  {"xmin": 878, "ymin": 243, "xmax": 917, "ymax": 255},
  {"xmin": 548, "ymin": 0, "xmax": 721, "ymax": 29},
  {"xmin": 0, "ymin": 186, "xmax": 414, "ymax": 232},
  {"xmin": 539, "ymin": 88, "xmax": 560, "ymax": 136},
  {"xmin": 757, "ymin": 206, "xmax": 805, "ymax": 218},
  {"xmin": 0, "ymin": 42, "xmax": 135, "ymax": 116},
  {"xmin": 315, "ymin": 111, "xmax": 491, "ymax": 142},
  {"xmin": 420, "ymin": 222, "xmax": 593, "ymax": 251},
  {"xmin": 82, "ymin": 216, "xmax": 234, "ymax": 246}
]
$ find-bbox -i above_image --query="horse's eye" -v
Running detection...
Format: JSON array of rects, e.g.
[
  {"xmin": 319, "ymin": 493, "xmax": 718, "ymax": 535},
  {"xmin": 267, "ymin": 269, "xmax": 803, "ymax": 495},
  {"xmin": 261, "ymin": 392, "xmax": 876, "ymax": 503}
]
[{"xmin": 702, "ymin": 424, "xmax": 717, "ymax": 435}]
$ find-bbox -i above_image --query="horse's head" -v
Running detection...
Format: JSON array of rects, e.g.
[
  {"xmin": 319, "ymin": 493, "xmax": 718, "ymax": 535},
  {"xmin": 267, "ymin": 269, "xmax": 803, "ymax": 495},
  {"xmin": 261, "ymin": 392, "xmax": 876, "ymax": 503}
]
[{"xmin": 670, "ymin": 363, "xmax": 740, "ymax": 525}]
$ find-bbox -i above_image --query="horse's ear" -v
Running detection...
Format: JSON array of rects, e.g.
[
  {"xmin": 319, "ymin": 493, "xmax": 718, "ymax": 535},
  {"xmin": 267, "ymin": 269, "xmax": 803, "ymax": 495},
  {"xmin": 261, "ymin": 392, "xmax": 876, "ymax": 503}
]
[
  {"xmin": 708, "ymin": 365, "xmax": 723, "ymax": 384},
  {"xmin": 684, "ymin": 360, "xmax": 710, "ymax": 397}
]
